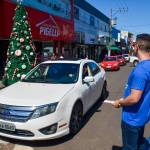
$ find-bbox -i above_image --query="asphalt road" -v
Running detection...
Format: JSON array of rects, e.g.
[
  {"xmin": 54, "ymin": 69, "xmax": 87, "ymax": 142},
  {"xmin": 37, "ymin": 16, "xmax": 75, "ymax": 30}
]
[{"xmin": 0, "ymin": 62, "xmax": 150, "ymax": 150}]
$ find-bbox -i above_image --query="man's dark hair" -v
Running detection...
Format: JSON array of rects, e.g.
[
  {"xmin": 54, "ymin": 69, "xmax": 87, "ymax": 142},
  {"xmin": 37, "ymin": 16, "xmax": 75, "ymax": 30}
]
[{"xmin": 136, "ymin": 33, "xmax": 150, "ymax": 53}]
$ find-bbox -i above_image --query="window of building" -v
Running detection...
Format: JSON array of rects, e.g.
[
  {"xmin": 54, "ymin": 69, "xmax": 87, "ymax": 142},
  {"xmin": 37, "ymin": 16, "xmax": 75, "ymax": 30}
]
[
  {"xmin": 90, "ymin": 15, "xmax": 95, "ymax": 26},
  {"xmin": 11, "ymin": 0, "xmax": 72, "ymax": 20},
  {"xmin": 74, "ymin": 7, "xmax": 79, "ymax": 20}
]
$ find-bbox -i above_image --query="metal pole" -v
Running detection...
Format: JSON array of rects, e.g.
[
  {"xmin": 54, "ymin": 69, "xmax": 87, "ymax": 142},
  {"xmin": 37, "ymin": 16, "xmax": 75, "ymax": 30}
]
[{"xmin": 108, "ymin": 8, "xmax": 112, "ymax": 56}]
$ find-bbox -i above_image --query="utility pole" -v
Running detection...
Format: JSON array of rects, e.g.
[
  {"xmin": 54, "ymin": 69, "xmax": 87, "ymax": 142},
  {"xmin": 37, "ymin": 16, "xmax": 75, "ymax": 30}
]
[
  {"xmin": 108, "ymin": 8, "xmax": 112, "ymax": 56},
  {"xmin": 108, "ymin": 8, "xmax": 128, "ymax": 56}
]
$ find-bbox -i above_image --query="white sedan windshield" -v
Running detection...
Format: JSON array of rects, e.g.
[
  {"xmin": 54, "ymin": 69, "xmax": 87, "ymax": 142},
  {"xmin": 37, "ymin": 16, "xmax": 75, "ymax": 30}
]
[{"xmin": 22, "ymin": 63, "xmax": 79, "ymax": 84}]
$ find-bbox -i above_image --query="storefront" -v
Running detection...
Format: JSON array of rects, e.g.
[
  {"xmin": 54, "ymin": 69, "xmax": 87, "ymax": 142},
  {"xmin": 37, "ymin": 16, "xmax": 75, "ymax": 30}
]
[{"xmin": 0, "ymin": 0, "xmax": 74, "ymax": 69}]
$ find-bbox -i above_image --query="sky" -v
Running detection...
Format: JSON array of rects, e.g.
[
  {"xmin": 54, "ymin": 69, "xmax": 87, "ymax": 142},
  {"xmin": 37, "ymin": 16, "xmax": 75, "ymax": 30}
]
[{"xmin": 85, "ymin": 0, "xmax": 150, "ymax": 39}]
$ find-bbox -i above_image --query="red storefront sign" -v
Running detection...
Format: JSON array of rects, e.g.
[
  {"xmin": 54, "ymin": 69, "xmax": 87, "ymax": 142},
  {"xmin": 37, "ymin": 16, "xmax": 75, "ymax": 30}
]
[{"xmin": 1, "ymin": 1, "xmax": 74, "ymax": 41}]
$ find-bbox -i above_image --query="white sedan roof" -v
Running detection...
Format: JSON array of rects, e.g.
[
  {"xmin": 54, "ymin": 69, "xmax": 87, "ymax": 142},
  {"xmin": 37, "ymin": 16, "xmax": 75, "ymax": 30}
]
[{"xmin": 42, "ymin": 59, "xmax": 94, "ymax": 64}]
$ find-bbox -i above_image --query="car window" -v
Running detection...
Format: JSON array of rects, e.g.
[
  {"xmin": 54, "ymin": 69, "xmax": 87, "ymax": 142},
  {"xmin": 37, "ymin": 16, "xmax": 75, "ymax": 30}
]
[
  {"xmin": 118, "ymin": 56, "xmax": 123, "ymax": 59},
  {"xmin": 123, "ymin": 54, "xmax": 128, "ymax": 57},
  {"xmin": 82, "ymin": 64, "xmax": 89, "ymax": 79},
  {"xmin": 104, "ymin": 57, "xmax": 116, "ymax": 61},
  {"xmin": 89, "ymin": 62, "xmax": 100, "ymax": 76}
]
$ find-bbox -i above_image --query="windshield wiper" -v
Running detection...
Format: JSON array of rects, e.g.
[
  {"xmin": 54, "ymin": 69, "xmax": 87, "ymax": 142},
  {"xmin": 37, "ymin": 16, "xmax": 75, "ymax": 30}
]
[{"xmin": 21, "ymin": 79, "xmax": 37, "ymax": 83}]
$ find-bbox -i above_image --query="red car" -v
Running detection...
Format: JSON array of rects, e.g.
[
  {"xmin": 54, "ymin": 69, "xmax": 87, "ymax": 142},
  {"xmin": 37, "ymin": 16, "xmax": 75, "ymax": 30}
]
[
  {"xmin": 100, "ymin": 56, "xmax": 120, "ymax": 71},
  {"xmin": 117, "ymin": 55, "xmax": 126, "ymax": 66}
]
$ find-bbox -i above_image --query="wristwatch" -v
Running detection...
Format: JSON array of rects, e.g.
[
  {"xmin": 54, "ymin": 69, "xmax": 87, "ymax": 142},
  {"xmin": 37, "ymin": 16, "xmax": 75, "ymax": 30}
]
[{"xmin": 118, "ymin": 103, "xmax": 121, "ymax": 108}]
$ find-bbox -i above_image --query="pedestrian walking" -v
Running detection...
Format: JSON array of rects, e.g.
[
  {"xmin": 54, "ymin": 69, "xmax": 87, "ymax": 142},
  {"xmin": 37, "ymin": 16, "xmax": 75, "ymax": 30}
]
[{"xmin": 112, "ymin": 33, "xmax": 150, "ymax": 150}]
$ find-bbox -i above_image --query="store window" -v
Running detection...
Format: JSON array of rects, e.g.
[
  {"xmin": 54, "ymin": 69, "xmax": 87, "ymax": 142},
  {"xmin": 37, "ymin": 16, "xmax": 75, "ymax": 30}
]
[
  {"xmin": 42, "ymin": 42, "xmax": 55, "ymax": 61},
  {"xmin": 64, "ymin": 44, "xmax": 72, "ymax": 59}
]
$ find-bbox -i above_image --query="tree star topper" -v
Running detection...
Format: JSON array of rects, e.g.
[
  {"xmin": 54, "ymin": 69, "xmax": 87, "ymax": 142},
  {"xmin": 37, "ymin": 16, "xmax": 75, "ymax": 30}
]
[{"xmin": 17, "ymin": 0, "xmax": 23, "ymax": 4}]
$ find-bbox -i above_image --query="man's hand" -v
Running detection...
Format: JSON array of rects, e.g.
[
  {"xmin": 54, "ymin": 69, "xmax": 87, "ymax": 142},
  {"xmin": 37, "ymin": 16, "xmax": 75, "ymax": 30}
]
[{"xmin": 112, "ymin": 98, "xmax": 123, "ymax": 108}]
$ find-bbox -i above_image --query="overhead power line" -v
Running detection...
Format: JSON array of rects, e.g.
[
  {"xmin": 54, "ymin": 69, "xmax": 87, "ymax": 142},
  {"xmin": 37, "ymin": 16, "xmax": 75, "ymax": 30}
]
[{"xmin": 117, "ymin": 24, "xmax": 150, "ymax": 27}]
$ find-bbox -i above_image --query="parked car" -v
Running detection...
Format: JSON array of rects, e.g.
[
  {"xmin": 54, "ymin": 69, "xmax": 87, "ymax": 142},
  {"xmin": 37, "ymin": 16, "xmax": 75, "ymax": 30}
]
[
  {"xmin": 130, "ymin": 56, "xmax": 139, "ymax": 67},
  {"xmin": 0, "ymin": 59, "xmax": 107, "ymax": 140},
  {"xmin": 123, "ymin": 54, "xmax": 130, "ymax": 62},
  {"xmin": 100, "ymin": 56, "xmax": 120, "ymax": 71},
  {"xmin": 117, "ymin": 55, "xmax": 126, "ymax": 66}
]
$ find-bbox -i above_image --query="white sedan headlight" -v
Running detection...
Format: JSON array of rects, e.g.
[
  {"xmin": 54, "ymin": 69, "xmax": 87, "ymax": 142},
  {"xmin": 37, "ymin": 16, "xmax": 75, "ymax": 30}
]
[{"xmin": 31, "ymin": 102, "xmax": 58, "ymax": 119}]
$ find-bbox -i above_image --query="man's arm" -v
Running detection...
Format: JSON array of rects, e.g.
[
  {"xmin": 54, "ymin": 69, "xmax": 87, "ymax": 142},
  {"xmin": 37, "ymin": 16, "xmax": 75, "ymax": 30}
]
[{"xmin": 112, "ymin": 89, "xmax": 143, "ymax": 108}]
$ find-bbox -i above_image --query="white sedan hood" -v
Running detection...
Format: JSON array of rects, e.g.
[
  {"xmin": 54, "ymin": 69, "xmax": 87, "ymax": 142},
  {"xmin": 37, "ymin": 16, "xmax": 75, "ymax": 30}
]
[{"xmin": 0, "ymin": 81, "xmax": 74, "ymax": 106}]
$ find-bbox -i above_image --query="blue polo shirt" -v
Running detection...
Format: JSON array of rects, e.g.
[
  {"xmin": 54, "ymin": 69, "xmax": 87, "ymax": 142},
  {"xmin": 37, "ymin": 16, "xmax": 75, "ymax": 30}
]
[{"xmin": 122, "ymin": 60, "xmax": 150, "ymax": 126}]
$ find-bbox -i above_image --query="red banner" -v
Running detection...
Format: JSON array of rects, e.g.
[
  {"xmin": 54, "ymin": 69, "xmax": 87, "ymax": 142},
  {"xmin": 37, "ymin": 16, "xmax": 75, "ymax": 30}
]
[{"xmin": 1, "ymin": 1, "xmax": 74, "ymax": 41}]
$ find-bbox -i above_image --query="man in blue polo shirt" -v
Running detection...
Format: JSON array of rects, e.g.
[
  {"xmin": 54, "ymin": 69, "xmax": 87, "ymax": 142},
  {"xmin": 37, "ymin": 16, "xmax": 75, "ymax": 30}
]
[{"xmin": 112, "ymin": 33, "xmax": 150, "ymax": 150}]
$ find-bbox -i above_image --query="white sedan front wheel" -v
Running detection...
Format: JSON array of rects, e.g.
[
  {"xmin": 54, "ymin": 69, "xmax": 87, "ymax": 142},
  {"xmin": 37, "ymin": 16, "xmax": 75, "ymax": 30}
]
[
  {"xmin": 100, "ymin": 81, "xmax": 107, "ymax": 101},
  {"xmin": 69, "ymin": 102, "xmax": 83, "ymax": 135}
]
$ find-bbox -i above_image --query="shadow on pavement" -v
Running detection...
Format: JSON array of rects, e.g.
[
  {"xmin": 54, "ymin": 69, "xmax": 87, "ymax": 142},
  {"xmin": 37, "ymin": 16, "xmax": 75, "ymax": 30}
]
[
  {"xmin": 112, "ymin": 145, "xmax": 122, "ymax": 150},
  {"xmin": 112, "ymin": 138, "xmax": 150, "ymax": 150}
]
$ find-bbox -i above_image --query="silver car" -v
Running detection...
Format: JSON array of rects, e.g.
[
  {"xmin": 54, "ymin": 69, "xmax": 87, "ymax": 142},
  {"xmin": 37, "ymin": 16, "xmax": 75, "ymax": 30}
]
[{"xmin": 123, "ymin": 54, "xmax": 130, "ymax": 62}]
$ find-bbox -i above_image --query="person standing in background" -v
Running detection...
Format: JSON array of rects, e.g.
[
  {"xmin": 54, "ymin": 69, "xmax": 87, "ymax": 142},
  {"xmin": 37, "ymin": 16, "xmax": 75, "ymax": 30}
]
[
  {"xmin": 36, "ymin": 52, "xmax": 42, "ymax": 64},
  {"xmin": 85, "ymin": 55, "xmax": 88, "ymax": 59},
  {"xmin": 60, "ymin": 54, "xmax": 64, "ymax": 58},
  {"xmin": 51, "ymin": 53, "xmax": 56, "ymax": 60},
  {"xmin": 112, "ymin": 34, "xmax": 150, "ymax": 150}
]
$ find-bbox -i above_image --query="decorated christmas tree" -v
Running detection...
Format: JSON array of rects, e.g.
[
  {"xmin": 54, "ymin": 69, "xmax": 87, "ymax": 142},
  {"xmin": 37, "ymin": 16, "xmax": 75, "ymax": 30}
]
[{"xmin": 2, "ymin": 0, "xmax": 37, "ymax": 86}]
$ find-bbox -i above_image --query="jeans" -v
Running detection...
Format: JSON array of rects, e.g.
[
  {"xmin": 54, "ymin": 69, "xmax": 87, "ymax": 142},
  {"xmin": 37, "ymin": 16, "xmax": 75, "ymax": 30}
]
[{"xmin": 121, "ymin": 120, "xmax": 147, "ymax": 150}]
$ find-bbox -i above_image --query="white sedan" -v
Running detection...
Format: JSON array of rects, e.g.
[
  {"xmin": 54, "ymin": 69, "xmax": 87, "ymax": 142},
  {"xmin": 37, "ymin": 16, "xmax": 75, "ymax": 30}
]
[{"xmin": 0, "ymin": 59, "xmax": 107, "ymax": 140}]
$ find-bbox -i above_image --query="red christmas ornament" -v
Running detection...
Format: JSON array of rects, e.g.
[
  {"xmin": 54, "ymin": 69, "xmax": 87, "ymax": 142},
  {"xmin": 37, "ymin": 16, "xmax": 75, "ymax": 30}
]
[
  {"xmin": 15, "ymin": 50, "xmax": 22, "ymax": 56},
  {"xmin": 20, "ymin": 38, "xmax": 24, "ymax": 43},
  {"xmin": 30, "ymin": 36, "xmax": 32, "ymax": 39},
  {"xmin": 31, "ymin": 64, "xmax": 34, "ymax": 67},
  {"xmin": 22, "ymin": 46, "xmax": 24, "ymax": 49},
  {"xmin": 17, "ymin": 5, "xmax": 20, "ymax": 9}
]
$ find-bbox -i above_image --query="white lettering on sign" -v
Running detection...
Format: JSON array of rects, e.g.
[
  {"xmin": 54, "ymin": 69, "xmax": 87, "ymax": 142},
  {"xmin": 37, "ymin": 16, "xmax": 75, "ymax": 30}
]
[{"xmin": 40, "ymin": 26, "xmax": 59, "ymax": 37}]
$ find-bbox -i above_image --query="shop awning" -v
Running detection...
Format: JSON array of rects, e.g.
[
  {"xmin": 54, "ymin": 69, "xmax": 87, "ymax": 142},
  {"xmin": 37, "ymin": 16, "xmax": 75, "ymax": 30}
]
[{"xmin": 110, "ymin": 46, "xmax": 120, "ymax": 51}]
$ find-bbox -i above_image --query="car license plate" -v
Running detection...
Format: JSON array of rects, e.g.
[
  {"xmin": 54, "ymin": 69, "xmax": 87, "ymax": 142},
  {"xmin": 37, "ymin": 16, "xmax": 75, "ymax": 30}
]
[
  {"xmin": 106, "ymin": 66, "xmax": 111, "ymax": 68},
  {"xmin": 0, "ymin": 121, "xmax": 15, "ymax": 131}
]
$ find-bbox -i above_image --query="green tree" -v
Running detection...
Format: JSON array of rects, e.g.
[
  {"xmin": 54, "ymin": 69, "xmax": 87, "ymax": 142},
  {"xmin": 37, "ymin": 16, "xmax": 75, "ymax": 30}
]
[{"xmin": 2, "ymin": 2, "xmax": 37, "ymax": 86}]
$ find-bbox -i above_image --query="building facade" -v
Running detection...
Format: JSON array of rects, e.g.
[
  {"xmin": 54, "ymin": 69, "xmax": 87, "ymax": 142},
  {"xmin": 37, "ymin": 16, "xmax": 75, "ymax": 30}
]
[
  {"xmin": 0, "ymin": 0, "xmax": 131, "ymax": 71},
  {"xmin": 73, "ymin": 0, "xmax": 110, "ymax": 62},
  {"xmin": 0, "ymin": 0, "xmax": 74, "ymax": 70}
]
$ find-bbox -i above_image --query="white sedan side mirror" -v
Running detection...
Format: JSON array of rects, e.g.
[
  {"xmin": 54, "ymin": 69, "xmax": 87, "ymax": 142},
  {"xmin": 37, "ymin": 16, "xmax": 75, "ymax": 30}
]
[{"xmin": 83, "ymin": 76, "xmax": 94, "ymax": 83}]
